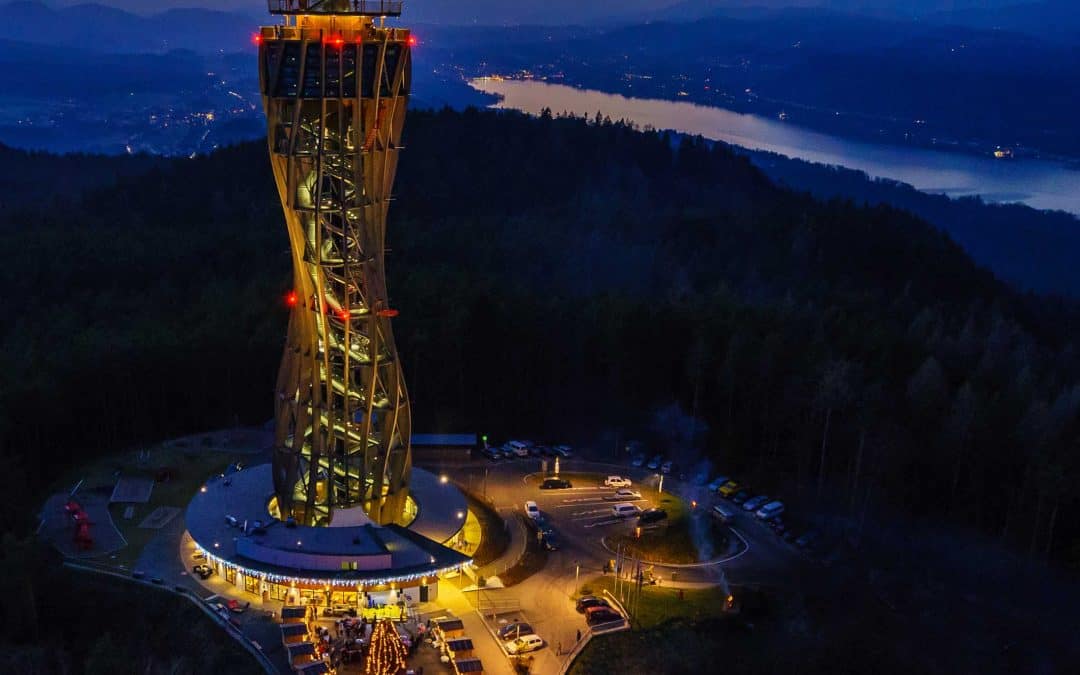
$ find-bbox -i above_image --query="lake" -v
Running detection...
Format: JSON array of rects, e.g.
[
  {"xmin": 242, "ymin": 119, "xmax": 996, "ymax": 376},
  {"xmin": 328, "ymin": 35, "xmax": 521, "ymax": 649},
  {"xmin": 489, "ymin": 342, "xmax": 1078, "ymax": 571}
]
[{"xmin": 469, "ymin": 78, "xmax": 1080, "ymax": 216}]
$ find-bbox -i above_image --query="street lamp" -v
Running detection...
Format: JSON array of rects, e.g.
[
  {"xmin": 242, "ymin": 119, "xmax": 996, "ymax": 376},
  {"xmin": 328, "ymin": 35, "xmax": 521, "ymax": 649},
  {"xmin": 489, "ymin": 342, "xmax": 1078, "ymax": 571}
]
[{"xmin": 657, "ymin": 473, "xmax": 664, "ymax": 494}]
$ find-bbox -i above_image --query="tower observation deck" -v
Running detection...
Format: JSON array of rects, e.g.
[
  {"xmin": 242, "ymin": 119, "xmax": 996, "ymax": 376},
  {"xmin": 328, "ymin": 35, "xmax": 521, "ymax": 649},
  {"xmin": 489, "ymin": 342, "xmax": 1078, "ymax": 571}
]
[{"xmin": 258, "ymin": 0, "xmax": 413, "ymax": 526}]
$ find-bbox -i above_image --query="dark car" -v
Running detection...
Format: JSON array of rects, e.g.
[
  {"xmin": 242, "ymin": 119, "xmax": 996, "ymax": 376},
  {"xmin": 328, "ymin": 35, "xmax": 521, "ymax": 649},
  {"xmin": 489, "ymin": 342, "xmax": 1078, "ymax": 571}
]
[
  {"xmin": 732, "ymin": 489, "xmax": 752, "ymax": 504},
  {"xmin": 540, "ymin": 477, "xmax": 572, "ymax": 489},
  {"xmin": 192, "ymin": 564, "xmax": 214, "ymax": 579},
  {"xmin": 483, "ymin": 447, "xmax": 501, "ymax": 461},
  {"xmin": 638, "ymin": 508, "xmax": 668, "ymax": 524},
  {"xmin": 542, "ymin": 533, "xmax": 560, "ymax": 551},
  {"xmin": 585, "ymin": 607, "xmax": 622, "ymax": 625},
  {"xmin": 498, "ymin": 622, "xmax": 533, "ymax": 641},
  {"xmin": 575, "ymin": 596, "xmax": 611, "ymax": 613}
]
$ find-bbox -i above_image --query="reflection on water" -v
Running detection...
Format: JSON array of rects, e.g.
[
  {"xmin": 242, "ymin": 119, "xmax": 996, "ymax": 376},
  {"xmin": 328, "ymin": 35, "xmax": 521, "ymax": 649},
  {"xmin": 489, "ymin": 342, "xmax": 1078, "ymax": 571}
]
[{"xmin": 470, "ymin": 78, "xmax": 1080, "ymax": 216}]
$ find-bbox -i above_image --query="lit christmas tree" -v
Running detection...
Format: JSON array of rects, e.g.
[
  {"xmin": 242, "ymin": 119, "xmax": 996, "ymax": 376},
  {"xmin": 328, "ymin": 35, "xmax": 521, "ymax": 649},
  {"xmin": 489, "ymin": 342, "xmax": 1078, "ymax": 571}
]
[{"xmin": 364, "ymin": 619, "xmax": 407, "ymax": 675}]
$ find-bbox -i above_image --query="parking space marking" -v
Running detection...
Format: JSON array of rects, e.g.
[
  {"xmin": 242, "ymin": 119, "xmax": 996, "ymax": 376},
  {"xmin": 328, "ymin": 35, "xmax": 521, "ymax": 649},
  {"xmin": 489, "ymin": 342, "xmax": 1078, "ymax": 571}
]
[{"xmin": 583, "ymin": 518, "xmax": 622, "ymax": 528}]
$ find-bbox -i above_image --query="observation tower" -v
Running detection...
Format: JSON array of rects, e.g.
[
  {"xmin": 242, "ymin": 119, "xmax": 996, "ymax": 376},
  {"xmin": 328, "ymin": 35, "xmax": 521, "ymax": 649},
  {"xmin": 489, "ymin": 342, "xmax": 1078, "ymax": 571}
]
[
  {"xmin": 259, "ymin": 0, "xmax": 414, "ymax": 526},
  {"xmin": 183, "ymin": 1, "xmax": 471, "ymax": 610}
]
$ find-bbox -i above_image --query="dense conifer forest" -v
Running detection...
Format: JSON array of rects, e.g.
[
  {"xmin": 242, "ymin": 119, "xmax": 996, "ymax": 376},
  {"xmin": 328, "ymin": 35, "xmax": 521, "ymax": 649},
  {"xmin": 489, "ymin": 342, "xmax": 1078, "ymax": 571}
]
[{"xmin": 1, "ymin": 107, "xmax": 1078, "ymax": 671}]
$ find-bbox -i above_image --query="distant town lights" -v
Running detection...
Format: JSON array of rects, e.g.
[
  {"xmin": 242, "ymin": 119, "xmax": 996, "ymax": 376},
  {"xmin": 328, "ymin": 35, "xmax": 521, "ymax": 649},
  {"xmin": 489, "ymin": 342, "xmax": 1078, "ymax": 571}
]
[{"xmin": 439, "ymin": 474, "xmax": 449, "ymax": 484}]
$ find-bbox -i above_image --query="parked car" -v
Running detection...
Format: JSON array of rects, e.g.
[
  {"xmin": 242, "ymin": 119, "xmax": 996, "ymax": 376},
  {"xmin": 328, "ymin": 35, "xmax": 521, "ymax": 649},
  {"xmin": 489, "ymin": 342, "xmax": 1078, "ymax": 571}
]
[
  {"xmin": 506, "ymin": 634, "xmax": 544, "ymax": 654},
  {"xmin": 607, "ymin": 488, "xmax": 642, "ymax": 501},
  {"xmin": 585, "ymin": 606, "xmax": 623, "ymax": 625},
  {"xmin": 660, "ymin": 460, "xmax": 674, "ymax": 474},
  {"xmin": 630, "ymin": 455, "xmax": 645, "ymax": 467},
  {"xmin": 483, "ymin": 447, "xmax": 502, "ymax": 461},
  {"xmin": 541, "ymin": 477, "xmax": 572, "ymax": 489},
  {"xmin": 646, "ymin": 455, "xmax": 663, "ymax": 470},
  {"xmin": 542, "ymin": 532, "xmax": 561, "ymax": 551},
  {"xmin": 612, "ymin": 503, "xmax": 641, "ymax": 518},
  {"xmin": 718, "ymin": 481, "xmax": 740, "ymax": 498},
  {"xmin": 604, "ymin": 476, "xmax": 632, "ymax": 488},
  {"xmin": 638, "ymin": 508, "xmax": 668, "ymax": 524},
  {"xmin": 576, "ymin": 596, "xmax": 611, "ymax": 613},
  {"xmin": 501, "ymin": 445, "xmax": 516, "ymax": 459},
  {"xmin": 742, "ymin": 495, "xmax": 770, "ymax": 512},
  {"xmin": 552, "ymin": 445, "xmax": 573, "ymax": 458},
  {"xmin": 707, "ymin": 476, "xmax": 731, "ymax": 493},
  {"xmin": 732, "ymin": 489, "xmax": 752, "ymax": 505},
  {"xmin": 192, "ymin": 564, "xmax": 213, "ymax": 579},
  {"xmin": 711, "ymin": 503, "xmax": 737, "ymax": 524},
  {"xmin": 524, "ymin": 501, "xmax": 541, "ymax": 520},
  {"xmin": 498, "ymin": 622, "xmax": 533, "ymax": 641},
  {"xmin": 508, "ymin": 440, "xmax": 530, "ymax": 457},
  {"xmin": 756, "ymin": 501, "xmax": 785, "ymax": 521}
]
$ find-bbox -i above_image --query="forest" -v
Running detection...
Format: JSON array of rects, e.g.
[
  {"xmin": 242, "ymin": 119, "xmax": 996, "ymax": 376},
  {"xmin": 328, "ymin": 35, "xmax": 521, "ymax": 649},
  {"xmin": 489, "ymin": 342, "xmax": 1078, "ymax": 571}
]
[{"xmin": 0, "ymin": 106, "xmax": 1078, "ymax": 668}]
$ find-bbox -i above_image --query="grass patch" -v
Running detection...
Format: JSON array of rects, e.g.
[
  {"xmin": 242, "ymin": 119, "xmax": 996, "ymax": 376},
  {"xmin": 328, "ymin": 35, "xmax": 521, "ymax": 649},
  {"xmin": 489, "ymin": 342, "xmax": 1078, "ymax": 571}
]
[
  {"xmin": 607, "ymin": 492, "xmax": 728, "ymax": 564},
  {"xmin": 569, "ymin": 617, "xmax": 739, "ymax": 675},
  {"xmin": 51, "ymin": 434, "xmax": 251, "ymax": 568},
  {"xmin": 466, "ymin": 493, "xmax": 511, "ymax": 567},
  {"xmin": 578, "ymin": 575, "xmax": 729, "ymax": 629},
  {"xmin": 5, "ymin": 551, "xmax": 264, "ymax": 674}
]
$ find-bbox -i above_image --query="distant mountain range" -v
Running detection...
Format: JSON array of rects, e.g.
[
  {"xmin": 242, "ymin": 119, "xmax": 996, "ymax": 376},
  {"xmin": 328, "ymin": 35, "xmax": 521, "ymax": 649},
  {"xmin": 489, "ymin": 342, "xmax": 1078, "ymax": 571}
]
[{"xmin": 0, "ymin": 1, "xmax": 255, "ymax": 52}]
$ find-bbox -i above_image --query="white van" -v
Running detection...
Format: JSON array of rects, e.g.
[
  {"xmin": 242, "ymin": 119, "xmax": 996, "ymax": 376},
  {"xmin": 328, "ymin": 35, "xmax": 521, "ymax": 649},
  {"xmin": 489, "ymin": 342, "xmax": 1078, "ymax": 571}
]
[
  {"xmin": 755, "ymin": 501, "xmax": 784, "ymax": 521},
  {"xmin": 712, "ymin": 503, "xmax": 737, "ymax": 523},
  {"xmin": 612, "ymin": 503, "xmax": 641, "ymax": 518},
  {"xmin": 525, "ymin": 501, "xmax": 541, "ymax": 520},
  {"xmin": 508, "ymin": 440, "xmax": 530, "ymax": 458}
]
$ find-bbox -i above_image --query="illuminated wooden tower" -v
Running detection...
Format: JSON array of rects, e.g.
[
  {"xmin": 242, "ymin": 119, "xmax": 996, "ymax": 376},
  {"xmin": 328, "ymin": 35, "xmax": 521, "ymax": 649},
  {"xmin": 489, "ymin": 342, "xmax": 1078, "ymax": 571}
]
[{"xmin": 259, "ymin": 0, "xmax": 413, "ymax": 526}]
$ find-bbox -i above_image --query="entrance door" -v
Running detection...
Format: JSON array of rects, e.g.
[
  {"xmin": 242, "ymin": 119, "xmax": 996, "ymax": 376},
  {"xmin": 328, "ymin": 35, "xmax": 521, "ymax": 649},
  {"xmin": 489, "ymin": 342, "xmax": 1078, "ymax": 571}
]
[{"xmin": 419, "ymin": 584, "xmax": 429, "ymax": 602}]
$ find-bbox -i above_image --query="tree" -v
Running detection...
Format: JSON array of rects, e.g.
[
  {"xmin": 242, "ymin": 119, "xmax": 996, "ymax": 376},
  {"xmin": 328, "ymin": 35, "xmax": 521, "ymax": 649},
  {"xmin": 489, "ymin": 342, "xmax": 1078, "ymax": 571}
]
[{"xmin": 814, "ymin": 360, "xmax": 856, "ymax": 499}]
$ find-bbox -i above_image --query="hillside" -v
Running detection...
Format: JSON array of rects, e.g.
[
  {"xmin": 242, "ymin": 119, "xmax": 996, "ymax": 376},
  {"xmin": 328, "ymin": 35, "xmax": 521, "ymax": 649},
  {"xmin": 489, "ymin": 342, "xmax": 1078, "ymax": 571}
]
[{"xmin": 1, "ymin": 107, "xmax": 1077, "ymax": 570}]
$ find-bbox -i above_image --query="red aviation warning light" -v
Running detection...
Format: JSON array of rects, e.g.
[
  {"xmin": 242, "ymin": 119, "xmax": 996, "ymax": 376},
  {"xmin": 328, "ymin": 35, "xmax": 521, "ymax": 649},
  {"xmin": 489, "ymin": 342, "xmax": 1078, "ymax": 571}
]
[
  {"xmin": 336, "ymin": 308, "xmax": 351, "ymax": 321},
  {"xmin": 285, "ymin": 291, "xmax": 298, "ymax": 307},
  {"xmin": 407, "ymin": 35, "xmax": 418, "ymax": 47},
  {"xmin": 377, "ymin": 308, "xmax": 399, "ymax": 318},
  {"xmin": 252, "ymin": 33, "xmax": 263, "ymax": 46}
]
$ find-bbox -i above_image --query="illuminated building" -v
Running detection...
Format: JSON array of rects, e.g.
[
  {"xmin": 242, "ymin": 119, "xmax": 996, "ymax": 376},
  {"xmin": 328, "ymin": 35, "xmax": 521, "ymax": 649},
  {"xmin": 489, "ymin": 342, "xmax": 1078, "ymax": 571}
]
[
  {"xmin": 184, "ymin": 0, "xmax": 471, "ymax": 606},
  {"xmin": 260, "ymin": 0, "xmax": 414, "ymax": 526}
]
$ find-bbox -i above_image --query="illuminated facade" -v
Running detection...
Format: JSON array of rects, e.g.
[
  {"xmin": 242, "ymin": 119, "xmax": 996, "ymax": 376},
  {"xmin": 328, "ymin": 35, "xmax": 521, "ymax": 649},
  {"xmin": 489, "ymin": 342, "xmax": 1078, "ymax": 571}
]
[{"xmin": 259, "ymin": 0, "xmax": 414, "ymax": 525}]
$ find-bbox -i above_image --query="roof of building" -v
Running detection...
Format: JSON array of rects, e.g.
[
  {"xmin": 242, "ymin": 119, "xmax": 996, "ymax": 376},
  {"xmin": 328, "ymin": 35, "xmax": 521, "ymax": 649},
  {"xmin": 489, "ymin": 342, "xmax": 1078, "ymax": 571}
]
[
  {"xmin": 287, "ymin": 642, "xmax": 315, "ymax": 657},
  {"xmin": 281, "ymin": 623, "xmax": 308, "ymax": 637},
  {"xmin": 411, "ymin": 433, "xmax": 477, "ymax": 447},
  {"xmin": 455, "ymin": 657, "xmax": 484, "ymax": 673},
  {"xmin": 446, "ymin": 638, "xmax": 474, "ymax": 651},
  {"xmin": 185, "ymin": 464, "xmax": 469, "ymax": 583},
  {"xmin": 436, "ymin": 618, "xmax": 465, "ymax": 632}
]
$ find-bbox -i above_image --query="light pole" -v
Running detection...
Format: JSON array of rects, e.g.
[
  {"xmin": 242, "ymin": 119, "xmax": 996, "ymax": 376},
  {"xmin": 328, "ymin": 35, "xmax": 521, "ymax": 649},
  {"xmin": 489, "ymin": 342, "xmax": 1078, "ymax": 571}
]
[{"xmin": 657, "ymin": 473, "xmax": 664, "ymax": 494}]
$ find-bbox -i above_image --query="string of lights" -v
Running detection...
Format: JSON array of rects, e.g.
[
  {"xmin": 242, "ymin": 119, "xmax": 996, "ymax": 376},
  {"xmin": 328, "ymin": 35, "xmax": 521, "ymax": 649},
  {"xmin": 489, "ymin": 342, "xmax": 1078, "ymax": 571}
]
[
  {"xmin": 364, "ymin": 619, "xmax": 408, "ymax": 675},
  {"xmin": 195, "ymin": 545, "xmax": 470, "ymax": 588}
]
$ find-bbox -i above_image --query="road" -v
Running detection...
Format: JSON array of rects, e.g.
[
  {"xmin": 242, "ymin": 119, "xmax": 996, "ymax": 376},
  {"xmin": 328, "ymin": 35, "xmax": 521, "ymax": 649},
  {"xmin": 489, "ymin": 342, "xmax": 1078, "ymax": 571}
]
[{"xmin": 423, "ymin": 452, "xmax": 803, "ymax": 673}]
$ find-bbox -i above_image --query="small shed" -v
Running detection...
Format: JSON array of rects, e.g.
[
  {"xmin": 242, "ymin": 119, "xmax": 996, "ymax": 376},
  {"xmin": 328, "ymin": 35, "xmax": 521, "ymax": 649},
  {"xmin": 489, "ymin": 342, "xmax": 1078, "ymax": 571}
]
[
  {"xmin": 446, "ymin": 637, "xmax": 475, "ymax": 659},
  {"xmin": 454, "ymin": 657, "xmax": 484, "ymax": 674},
  {"xmin": 435, "ymin": 618, "xmax": 465, "ymax": 638},
  {"xmin": 294, "ymin": 661, "xmax": 329, "ymax": 674},
  {"xmin": 280, "ymin": 622, "xmax": 308, "ymax": 644},
  {"xmin": 281, "ymin": 606, "xmax": 306, "ymax": 622},
  {"xmin": 286, "ymin": 641, "xmax": 316, "ymax": 664}
]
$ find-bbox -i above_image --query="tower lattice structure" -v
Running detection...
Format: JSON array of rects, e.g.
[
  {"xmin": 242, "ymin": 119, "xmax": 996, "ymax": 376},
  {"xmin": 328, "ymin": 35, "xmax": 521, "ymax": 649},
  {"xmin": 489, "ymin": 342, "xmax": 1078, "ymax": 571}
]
[{"xmin": 259, "ymin": 0, "xmax": 412, "ymax": 526}]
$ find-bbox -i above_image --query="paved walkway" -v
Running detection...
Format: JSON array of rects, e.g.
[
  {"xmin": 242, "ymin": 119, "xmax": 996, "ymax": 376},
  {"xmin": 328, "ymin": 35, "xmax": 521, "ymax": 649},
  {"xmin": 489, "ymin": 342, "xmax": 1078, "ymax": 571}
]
[
  {"xmin": 477, "ymin": 510, "xmax": 529, "ymax": 580},
  {"xmin": 437, "ymin": 583, "xmax": 515, "ymax": 675}
]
